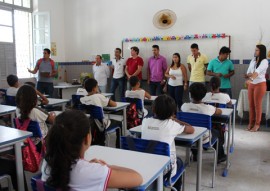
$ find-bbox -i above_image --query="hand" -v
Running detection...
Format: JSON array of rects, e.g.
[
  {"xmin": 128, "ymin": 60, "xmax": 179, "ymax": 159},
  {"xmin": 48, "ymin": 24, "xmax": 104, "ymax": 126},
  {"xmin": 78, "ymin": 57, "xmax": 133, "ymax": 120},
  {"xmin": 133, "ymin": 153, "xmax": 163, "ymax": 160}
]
[
  {"xmin": 184, "ymin": 84, "xmax": 188, "ymax": 91},
  {"xmin": 127, "ymin": 74, "xmax": 131, "ymax": 80},
  {"xmin": 27, "ymin": 68, "xmax": 32, "ymax": 73},
  {"xmin": 160, "ymin": 80, "xmax": 165, "ymax": 86},
  {"xmin": 244, "ymin": 74, "xmax": 249, "ymax": 79},
  {"xmin": 215, "ymin": 73, "xmax": 223, "ymax": 77},
  {"xmin": 223, "ymin": 74, "xmax": 230, "ymax": 78},
  {"xmin": 171, "ymin": 75, "xmax": 176, "ymax": 80},
  {"xmin": 245, "ymin": 79, "xmax": 252, "ymax": 86}
]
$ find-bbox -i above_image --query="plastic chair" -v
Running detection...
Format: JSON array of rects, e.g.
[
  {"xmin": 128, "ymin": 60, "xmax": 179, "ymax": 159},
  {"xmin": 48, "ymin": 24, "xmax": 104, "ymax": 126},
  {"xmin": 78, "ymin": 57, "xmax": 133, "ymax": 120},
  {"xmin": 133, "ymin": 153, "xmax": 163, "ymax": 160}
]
[
  {"xmin": 0, "ymin": 175, "xmax": 13, "ymax": 191},
  {"xmin": 122, "ymin": 97, "xmax": 148, "ymax": 118},
  {"xmin": 176, "ymin": 112, "xmax": 218, "ymax": 188},
  {"xmin": 71, "ymin": 94, "xmax": 85, "ymax": 110},
  {"xmin": 121, "ymin": 136, "xmax": 185, "ymax": 191},
  {"xmin": 5, "ymin": 95, "xmax": 16, "ymax": 106},
  {"xmin": 85, "ymin": 105, "xmax": 121, "ymax": 147},
  {"xmin": 31, "ymin": 174, "xmax": 59, "ymax": 191}
]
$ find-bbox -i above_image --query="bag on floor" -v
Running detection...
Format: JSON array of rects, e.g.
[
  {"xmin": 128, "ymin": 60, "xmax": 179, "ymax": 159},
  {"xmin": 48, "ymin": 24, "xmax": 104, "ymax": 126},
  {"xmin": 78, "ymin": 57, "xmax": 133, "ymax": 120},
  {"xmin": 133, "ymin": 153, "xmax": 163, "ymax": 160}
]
[{"xmin": 126, "ymin": 103, "xmax": 141, "ymax": 129}]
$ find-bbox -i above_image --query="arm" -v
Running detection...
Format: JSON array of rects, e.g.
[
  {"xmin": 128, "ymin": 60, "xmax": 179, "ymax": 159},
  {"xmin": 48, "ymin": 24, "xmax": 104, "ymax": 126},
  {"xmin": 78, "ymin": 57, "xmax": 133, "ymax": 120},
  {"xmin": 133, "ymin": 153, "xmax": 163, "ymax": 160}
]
[
  {"xmin": 132, "ymin": 65, "xmax": 142, "ymax": 77},
  {"xmin": 47, "ymin": 112, "xmax": 56, "ymax": 124},
  {"xmin": 108, "ymin": 99, "xmax": 117, "ymax": 107},
  {"xmin": 106, "ymin": 65, "xmax": 111, "ymax": 78},
  {"xmin": 28, "ymin": 65, "xmax": 39, "ymax": 74},
  {"xmin": 187, "ymin": 63, "xmax": 191, "ymax": 72},
  {"xmin": 36, "ymin": 90, "xmax": 49, "ymax": 105},
  {"xmin": 214, "ymin": 108, "xmax": 222, "ymax": 115},
  {"xmin": 181, "ymin": 65, "xmax": 188, "ymax": 84},
  {"xmin": 171, "ymin": 117, "xmax": 194, "ymax": 134},
  {"xmin": 147, "ymin": 63, "xmax": 150, "ymax": 84},
  {"xmin": 223, "ymin": 70, "xmax": 235, "ymax": 78},
  {"xmin": 50, "ymin": 69, "xmax": 57, "ymax": 77},
  {"xmin": 108, "ymin": 165, "xmax": 143, "ymax": 188},
  {"xmin": 207, "ymin": 70, "xmax": 223, "ymax": 77},
  {"xmin": 144, "ymin": 91, "xmax": 151, "ymax": 99},
  {"xmin": 204, "ymin": 64, "xmax": 208, "ymax": 75},
  {"xmin": 125, "ymin": 65, "xmax": 131, "ymax": 79}
]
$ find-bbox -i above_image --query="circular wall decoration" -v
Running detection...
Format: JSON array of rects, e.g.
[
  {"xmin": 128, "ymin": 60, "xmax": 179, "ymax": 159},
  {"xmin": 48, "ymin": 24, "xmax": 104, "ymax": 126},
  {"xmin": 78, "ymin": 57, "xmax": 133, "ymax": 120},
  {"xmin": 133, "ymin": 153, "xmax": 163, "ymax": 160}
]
[{"xmin": 153, "ymin": 9, "xmax": 177, "ymax": 29}]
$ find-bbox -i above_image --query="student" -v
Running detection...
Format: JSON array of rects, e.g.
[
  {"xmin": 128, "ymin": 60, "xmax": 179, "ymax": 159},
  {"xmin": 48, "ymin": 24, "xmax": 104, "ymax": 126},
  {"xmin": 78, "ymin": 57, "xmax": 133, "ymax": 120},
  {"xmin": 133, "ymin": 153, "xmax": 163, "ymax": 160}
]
[
  {"xmin": 181, "ymin": 83, "xmax": 226, "ymax": 163},
  {"xmin": 142, "ymin": 94, "xmax": 194, "ymax": 191},
  {"xmin": 76, "ymin": 77, "xmax": 89, "ymax": 96},
  {"xmin": 16, "ymin": 85, "xmax": 55, "ymax": 138},
  {"xmin": 80, "ymin": 78, "xmax": 122, "ymax": 148},
  {"xmin": 42, "ymin": 110, "xmax": 143, "ymax": 190},
  {"xmin": 25, "ymin": 81, "xmax": 49, "ymax": 105},
  {"xmin": 202, "ymin": 76, "xmax": 232, "ymax": 105},
  {"xmin": 6, "ymin": 74, "xmax": 19, "ymax": 96},
  {"xmin": 125, "ymin": 76, "xmax": 151, "ymax": 106}
]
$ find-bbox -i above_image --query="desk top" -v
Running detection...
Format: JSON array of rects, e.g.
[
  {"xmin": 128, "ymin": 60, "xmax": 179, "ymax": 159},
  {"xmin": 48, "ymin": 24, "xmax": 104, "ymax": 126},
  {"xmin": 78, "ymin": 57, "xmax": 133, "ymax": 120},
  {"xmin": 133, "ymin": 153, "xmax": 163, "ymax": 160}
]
[
  {"xmin": 47, "ymin": 98, "xmax": 70, "ymax": 105},
  {"xmin": 104, "ymin": 102, "xmax": 130, "ymax": 111},
  {"xmin": 130, "ymin": 126, "xmax": 207, "ymax": 144},
  {"xmin": 0, "ymin": 105, "xmax": 16, "ymax": 115},
  {"xmin": 84, "ymin": 145, "xmax": 170, "ymax": 190},
  {"xmin": 0, "ymin": 126, "xmax": 32, "ymax": 147},
  {"xmin": 145, "ymin": 96, "xmax": 157, "ymax": 101},
  {"xmin": 102, "ymin": 93, "xmax": 113, "ymax": 97},
  {"xmin": 54, "ymin": 84, "xmax": 81, "ymax": 89},
  {"xmin": 219, "ymin": 108, "xmax": 233, "ymax": 116}
]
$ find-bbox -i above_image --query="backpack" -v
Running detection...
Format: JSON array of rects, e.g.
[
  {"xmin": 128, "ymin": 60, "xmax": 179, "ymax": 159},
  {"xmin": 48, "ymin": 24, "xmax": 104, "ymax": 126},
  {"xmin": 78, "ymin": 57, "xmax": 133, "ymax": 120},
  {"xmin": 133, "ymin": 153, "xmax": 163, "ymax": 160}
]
[
  {"xmin": 15, "ymin": 118, "xmax": 41, "ymax": 173},
  {"xmin": 89, "ymin": 117, "xmax": 106, "ymax": 146},
  {"xmin": 126, "ymin": 103, "xmax": 142, "ymax": 130}
]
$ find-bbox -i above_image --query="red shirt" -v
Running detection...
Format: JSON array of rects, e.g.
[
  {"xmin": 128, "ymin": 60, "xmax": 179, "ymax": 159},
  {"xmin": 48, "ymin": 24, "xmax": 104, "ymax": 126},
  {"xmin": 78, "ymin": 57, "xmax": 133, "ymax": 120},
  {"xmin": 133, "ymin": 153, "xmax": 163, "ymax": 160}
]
[{"xmin": 126, "ymin": 56, "xmax": 144, "ymax": 80}]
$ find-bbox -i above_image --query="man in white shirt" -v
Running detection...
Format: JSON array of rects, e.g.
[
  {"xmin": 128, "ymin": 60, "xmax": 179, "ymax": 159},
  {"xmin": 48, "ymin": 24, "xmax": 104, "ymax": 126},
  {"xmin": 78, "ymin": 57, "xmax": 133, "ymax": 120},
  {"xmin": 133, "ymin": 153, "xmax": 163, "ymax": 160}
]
[
  {"xmin": 93, "ymin": 55, "xmax": 110, "ymax": 93},
  {"xmin": 110, "ymin": 48, "xmax": 126, "ymax": 100}
]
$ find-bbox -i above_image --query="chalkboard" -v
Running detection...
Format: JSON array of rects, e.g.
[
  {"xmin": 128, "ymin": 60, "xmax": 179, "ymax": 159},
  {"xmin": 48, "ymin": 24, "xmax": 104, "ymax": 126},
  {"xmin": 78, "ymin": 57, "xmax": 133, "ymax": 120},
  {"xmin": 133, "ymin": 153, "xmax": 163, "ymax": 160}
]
[{"xmin": 122, "ymin": 37, "xmax": 230, "ymax": 81}]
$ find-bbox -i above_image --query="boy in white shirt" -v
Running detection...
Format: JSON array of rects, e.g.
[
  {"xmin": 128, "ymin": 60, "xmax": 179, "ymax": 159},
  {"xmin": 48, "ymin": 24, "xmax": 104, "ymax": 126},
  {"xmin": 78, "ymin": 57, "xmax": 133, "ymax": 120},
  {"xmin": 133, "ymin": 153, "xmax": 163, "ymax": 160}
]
[
  {"xmin": 181, "ymin": 82, "xmax": 226, "ymax": 163},
  {"xmin": 80, "ymin": 78, "xmax": 122, "ymax": 148},
  {"xmin": 202, "ymin": 76, "xmax": 232, "ymax": 105},
  {"xmin": 6, "ymin": 75, "xmax": 19, "ymax": 96},
  {"xmin": 142, "ymin": 94, "xmax": 194, "ymax": 191}
]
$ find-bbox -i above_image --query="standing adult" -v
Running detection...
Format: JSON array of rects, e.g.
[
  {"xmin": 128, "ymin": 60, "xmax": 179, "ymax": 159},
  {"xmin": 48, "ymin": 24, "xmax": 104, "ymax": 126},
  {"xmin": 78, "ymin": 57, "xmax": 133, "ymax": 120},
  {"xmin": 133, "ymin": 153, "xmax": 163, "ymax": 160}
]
[
  {"xmin": 207, "ymin": 47, "xmax": 235, "ymax": 98},
  {"xmin": 110, "ymin": 48, "xmax": 126, "ymax": 100},
  {"xmin": 187, "ymin": 43, "xmax": 208, "ymax": 86},
  {"xmin": 165, "ymin": 53, "xmax": 188, "ymax": 110},
  {"xmin": 93, "ymin": 55, "xmax": 110, "ymax": 93},
  {"xmin": 147, "ymin": 45, "xmax": 167, "ymax": 95},
  {"xmin": 28, "ymin": 48, "xmax": 57, "ymax": 97},
  {"xmin": 245, "ymin": 44, "xmax": 269, "ymax": 132},
  {"xmin": 125, "ymin": 46, "xmax": 144, "ymax": 90}
]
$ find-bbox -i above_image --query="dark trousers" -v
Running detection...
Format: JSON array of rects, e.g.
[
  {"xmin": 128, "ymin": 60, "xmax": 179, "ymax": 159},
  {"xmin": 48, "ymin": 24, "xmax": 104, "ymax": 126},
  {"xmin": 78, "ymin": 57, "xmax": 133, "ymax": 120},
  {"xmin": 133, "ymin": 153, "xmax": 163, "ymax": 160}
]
[
  {"xmin": 168, "ymin": 85, "xmax": 184, "ymax": 110},
  {"xmin": 220, "ymin": 88, "xmax": 232, "ymax": 98},
  {"xmin": 37, "ymin": 82, "xmax": 54, "ymax": 98},
  {"xmin": 149, "ymin": 81, "xmax": 162, "ymax": 96},
  {"xmin": 110, "ymin": 77, "xmax": 125, "ymax": 101}
]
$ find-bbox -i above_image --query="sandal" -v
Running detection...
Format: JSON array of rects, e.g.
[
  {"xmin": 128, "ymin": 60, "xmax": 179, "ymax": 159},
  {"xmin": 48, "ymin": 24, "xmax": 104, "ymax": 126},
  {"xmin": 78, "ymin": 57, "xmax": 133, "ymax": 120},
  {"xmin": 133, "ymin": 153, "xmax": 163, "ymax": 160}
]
[
  {"xmin": 245, "ymin": 124, "xmax": 253, "ymax": 131},
  {"xmin": 250, "ymin": 125, "xmax": 260, "ymax": 132}
]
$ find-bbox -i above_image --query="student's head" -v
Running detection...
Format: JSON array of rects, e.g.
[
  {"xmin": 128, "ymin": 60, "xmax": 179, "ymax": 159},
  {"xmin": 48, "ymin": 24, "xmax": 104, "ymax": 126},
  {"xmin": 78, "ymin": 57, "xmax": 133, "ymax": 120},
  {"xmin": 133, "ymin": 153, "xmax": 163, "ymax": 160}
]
[
  {"xmin": 95, "ymin": 55, "xmax": 102, "ymax": 65},
  {"xmin": 43, "ymin": 48, "xmax": 51, "ymax": 59},
  {"xmin": 16, "ymin": 85, "xmax": 37, "ymax": 120},
  {"xmin": 129, "ymin": 76, "xmax": 140, "ymax": 88},
  {"xmin": 190, "ymin": 43, "xmax": 199, "ymax": 56},
  {"xmin": 210, "ymin": 76, "xmax": 221, "ymax": 91},
  {"xmin": 7, "ymin": 74, "xmax": 19, "ymax": 88},
  {"xmin": 219, "ymin": 46, "xmax": 231, "ymax": 61},
  {"xmin": 115, "ymin": 48, "xmax": 122, "ymax": 58},
  {"xmin": 84, "ymin": 78, "xmax": 98, "ymax": 93},
  {"xmin": 82, "ymin": 76, "xmax": 90, "ymax": 88},
  {"xmin": 171, "ymin": 53, "xmax": 181, "ymax": 68},
  {"xmin": 189, "ymin": 82, "xmax": 207, "ymax": 102},
  {"xmin": 24, "ymin": 81, "xmax": 36, "ymax": 88},
  {"xmin": 152, "ymin": 45, "xmax": 160, "ymax": 56},
  {"xmin": 255, "ymin": 44, "xmax": 267, "ymax": 67},
  {"xmin": 45, "ymin": 110, "xmax": 91, "ymax": 190},
  {"xmin": 153, "ymin": 94, "xmax": 176, "ymax": 120},
  {"xmin": 131, "ymin": 46, "xmax": 139, "ymax": 56}
]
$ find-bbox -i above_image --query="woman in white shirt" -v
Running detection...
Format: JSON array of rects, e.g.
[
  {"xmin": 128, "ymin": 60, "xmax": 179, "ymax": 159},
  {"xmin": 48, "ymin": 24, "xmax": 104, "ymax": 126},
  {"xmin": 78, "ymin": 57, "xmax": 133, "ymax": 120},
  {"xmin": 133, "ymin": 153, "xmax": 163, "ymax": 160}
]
[
  {"xmin": 245, "ymin": 44, "xmax": 269, "ymax": 132},
  {"xmin": 165, "ymin": 53, "xmax": 188, "ymax": 110},
  {"xmin": 42, "ymin": 110, "xmax": 142, "ymax": 191}
]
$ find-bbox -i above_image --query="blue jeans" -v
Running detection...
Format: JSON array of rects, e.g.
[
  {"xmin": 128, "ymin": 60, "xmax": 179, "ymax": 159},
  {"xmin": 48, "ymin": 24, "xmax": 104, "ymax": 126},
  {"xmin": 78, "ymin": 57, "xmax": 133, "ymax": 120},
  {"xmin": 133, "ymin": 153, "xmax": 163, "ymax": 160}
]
[
  {"xmin": 110, "ymin": 77, "xmax": 125, "ymax": 101},
  {"xmin": 37, "ymin": 82, "xmax": 54, "ymax": 98},
  {"xmin": 168, "ymin": 85, "xmax": 184, "ymax": 111},
  {"xmin": 149, "ymin": 81, "xmax": 162, "ymax": 96},
  {"xmin": 220, "ymin": 88, "xmax": 232, "ymax": 98}
]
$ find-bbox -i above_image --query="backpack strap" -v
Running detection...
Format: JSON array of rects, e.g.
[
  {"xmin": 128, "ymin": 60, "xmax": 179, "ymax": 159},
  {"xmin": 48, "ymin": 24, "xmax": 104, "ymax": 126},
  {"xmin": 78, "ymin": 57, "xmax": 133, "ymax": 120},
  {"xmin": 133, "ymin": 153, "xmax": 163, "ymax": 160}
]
[{"xmin": 15, "ymin": 118, "xmax": 31, "ymax": 131}]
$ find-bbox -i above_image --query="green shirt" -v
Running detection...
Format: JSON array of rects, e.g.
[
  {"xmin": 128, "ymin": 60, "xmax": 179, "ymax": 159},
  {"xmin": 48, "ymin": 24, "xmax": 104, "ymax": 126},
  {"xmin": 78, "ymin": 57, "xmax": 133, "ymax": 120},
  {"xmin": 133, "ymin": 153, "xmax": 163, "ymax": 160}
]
[{"xmin": 207, "ymin": 57, "xmax": 234, "ymax": 88}]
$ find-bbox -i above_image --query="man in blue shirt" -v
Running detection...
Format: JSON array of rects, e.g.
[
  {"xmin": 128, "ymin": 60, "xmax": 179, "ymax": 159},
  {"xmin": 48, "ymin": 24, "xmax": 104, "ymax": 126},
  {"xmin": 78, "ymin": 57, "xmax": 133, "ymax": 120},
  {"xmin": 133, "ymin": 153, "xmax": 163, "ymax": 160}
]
[{"xmin": 207, "ymin": 47, "xmax": 235, "ymax": 98}]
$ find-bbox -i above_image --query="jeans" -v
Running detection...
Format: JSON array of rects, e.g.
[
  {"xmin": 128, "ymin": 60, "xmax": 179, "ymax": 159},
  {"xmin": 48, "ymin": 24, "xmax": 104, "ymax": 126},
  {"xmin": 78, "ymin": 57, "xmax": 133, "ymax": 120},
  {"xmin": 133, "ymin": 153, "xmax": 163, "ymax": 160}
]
[
  {"xmin": 189, "ymin": 81, "xmax": 205, "ymax": 101},
  {"xmin": 220, "ymin": 88, "xmax": 232, "ymax": 98},
  {"xmin": 168, "ymin": 85, "xmax": 184, "ymax": 111},
  {"xmin": 149, "ymin": 81, "xmax": 162, "ymax": 96},
  {"xmin": 98, "ymin": 85, "xmax": 107, "ymax": 93},
  {"xmin": 37, "ymin": 82, "xmax": 54, "ymax": 98},
  {"xmin": 110, "ymin": 77, "xmax": 125, "ymax": 101}
]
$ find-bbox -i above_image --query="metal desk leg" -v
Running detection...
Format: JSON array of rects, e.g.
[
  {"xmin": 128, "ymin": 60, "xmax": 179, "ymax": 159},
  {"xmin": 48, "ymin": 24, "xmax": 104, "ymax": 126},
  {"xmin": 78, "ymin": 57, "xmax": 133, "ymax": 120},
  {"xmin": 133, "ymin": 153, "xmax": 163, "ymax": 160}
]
[
  {"xmin": 11, "ymin": 112, "xmax": 15, "ymax": 128},
  {"xmin": 157, "ymin": 174, "xmax": 163, "ymax": 191},
  {"xmin": 197, "ymin": 137, "xmax": 202, "ymax": 191},
  {"xmin": 123, "ymin": 108, "xmax": 127, "ymax": 136},
  {"xmin": 62, "ymin": 104, "xmax": 65, "ymax": 111},
  {"xmin": 223, "ymin": 116, "xmax": 231, "ymax": 177},
  {"xmin": 14, "ymin": 142, "xmax": 25, "ymax": 191},
  {"xmin": 230, "ymin": 104, "xmax": 236, "ymax": 153}
]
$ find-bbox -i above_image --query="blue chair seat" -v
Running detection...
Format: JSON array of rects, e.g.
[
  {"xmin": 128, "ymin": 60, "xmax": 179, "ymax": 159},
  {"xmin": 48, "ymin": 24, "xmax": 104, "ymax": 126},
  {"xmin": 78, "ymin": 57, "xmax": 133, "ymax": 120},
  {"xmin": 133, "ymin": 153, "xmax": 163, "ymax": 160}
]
[{"xmin": 164, "ymin": 159, "xmax": 185, "ymax": 187}]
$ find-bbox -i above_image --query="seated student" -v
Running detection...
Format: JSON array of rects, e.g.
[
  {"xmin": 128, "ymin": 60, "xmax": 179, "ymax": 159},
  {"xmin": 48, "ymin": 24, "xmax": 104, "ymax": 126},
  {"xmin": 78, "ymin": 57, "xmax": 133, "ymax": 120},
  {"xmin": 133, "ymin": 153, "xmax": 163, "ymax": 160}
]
[
  {"xmin": 202, "ymin": 76, "xmax": 232, "ymax": 105},
  {"xmin": 76, "ymin": 76, "xmax": 90, "ymax": 96},
  {"xmin": 125, "ymin": 76, "xmax": 151, "ymax": 115},
  {"xmin": 80, "ymin": 78, "xmax": 122, "ymax": 148},
  {"xmin": 181, "ymin": 82, "xmax": 226, "ymax": 163},
  {"xmin": 25, "ymin": 81, "xmax": 49, "ymax": 105},
  {"xmin": 142, "ymin": 94, "xmax": 194, "ymax": 191},
  {"xmin": 41, "ymin": 110, "xmax": 142, "ymax": 190},
  {"xmin": 6, "ymin": 74, "xmax": 19, "ymax": 96}
]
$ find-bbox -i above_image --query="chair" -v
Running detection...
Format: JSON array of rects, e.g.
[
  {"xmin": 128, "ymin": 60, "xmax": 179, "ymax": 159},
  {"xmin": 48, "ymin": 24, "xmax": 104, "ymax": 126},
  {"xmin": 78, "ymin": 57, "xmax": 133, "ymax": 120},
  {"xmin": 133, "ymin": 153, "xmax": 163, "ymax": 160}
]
[
  {"xmin": 176, "ymin": 112, "xmax": 218, "ymax": 188},
  {"xmin": 0, "ymin": 175, "xmax": 13, "ymax": 191},
  {"xmin": 121, "ymin": 136, "xmax": 185, "ymax": 191},
  {"xmin": 122, "ymin": 97, "xmax": 148, "ymax": 118},
  {"xmin": 71, "ymin": 94, "xmax": 85, "ymax": 110},
  {"xmin": 5, "ymin": 95, "xmax": 16, "ymax": 106},
  {"xmin": 85, "ymin": 105, "xmax": 121, "ymax": 147},
  {"xmin": 31, "ymin": 173, "xmax": 58, "ymax": 191}
]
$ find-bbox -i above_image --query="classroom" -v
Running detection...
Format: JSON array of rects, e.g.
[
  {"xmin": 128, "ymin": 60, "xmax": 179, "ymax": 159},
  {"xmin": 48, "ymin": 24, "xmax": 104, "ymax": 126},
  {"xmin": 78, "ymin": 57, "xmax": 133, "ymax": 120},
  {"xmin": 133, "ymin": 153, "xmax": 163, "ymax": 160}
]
[{"xmin": 0, "ymin": 0, "xmax": 270, "ymax": 190}]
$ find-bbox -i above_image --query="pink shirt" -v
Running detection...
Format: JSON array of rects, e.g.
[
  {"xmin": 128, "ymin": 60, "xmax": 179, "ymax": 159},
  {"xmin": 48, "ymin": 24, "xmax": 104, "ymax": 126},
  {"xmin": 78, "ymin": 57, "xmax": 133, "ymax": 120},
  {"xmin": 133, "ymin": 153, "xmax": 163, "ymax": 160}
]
[{"xmin": 148, "ymin": 55, "xmax": 167, "ymax": 82}]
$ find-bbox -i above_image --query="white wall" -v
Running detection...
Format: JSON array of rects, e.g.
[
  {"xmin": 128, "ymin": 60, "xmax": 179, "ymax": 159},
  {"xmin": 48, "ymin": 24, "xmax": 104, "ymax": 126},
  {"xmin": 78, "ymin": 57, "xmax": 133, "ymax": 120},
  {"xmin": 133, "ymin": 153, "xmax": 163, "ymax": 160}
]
[{"xmin": 59, "ymin": 0, "xmax": 270, "ymax": 62}]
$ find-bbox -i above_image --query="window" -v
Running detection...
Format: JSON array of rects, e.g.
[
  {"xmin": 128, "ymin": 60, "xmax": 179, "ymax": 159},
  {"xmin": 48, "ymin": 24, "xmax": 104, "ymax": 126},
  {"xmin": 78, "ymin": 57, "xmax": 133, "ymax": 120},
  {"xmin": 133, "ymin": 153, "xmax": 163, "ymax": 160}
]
[{"xmin": 0, "ymin": 9, "xmax": 13, "ymax": 43}]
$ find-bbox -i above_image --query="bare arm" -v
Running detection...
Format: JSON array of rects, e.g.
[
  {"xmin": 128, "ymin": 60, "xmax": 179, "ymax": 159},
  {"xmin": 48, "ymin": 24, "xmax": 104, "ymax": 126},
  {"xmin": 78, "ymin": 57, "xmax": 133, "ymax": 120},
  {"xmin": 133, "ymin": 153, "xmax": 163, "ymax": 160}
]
[
  {"xmin": 204, "ymin": 64, "xmax": 208, "ymax": 75},
  {"xmin": 187, "ymin": 63, "xmax": 191, "ymax": 72},
  {"xmin": 36, "ymin": 90, "xmax": 49, "ymax": 105},
  {"xmin": 172, "ymin": 118, "xmax": 194, "ymax": 134},
  {"xmin": 47, "ymin": 112, "xmax": 56, "ymax": 124},
  {"xmin": 108, "ymin": 99, "xmax": 117, "ymax": 107},
  {"xmin": 132, "ymin": 65, "xmax": 142, "ymax": 77},
  {"xmin": 125, "ymin": 65, "xmax": 131, "ymax": 79},
  {"xmin": 181, "ymin": 65, "xmax": 188, "ymax": 84},
  {"xmin": 144, "ymin": 91, "xmax": 151, "ymax": 99},
  {"xmin": 147, "ymin": 66, "xmax": 150, "ymax": 83},
  {"xmin": 214, "ymin": 108, "xmax": 222, "ymax": 115},
  {"xmin": 223, "ymin": 70, "xmax": 235, "ymax": 78},
  {"xmin": 50, "ymin": 69, "xmax": 57, "ymax": 77},
  {"xmin": 207, "ymin": 70, "xmax": 223, "ymax": 77},
  {"xmin": 28, "ymin": 66, "xmax": 38, "ymax": 74}
]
